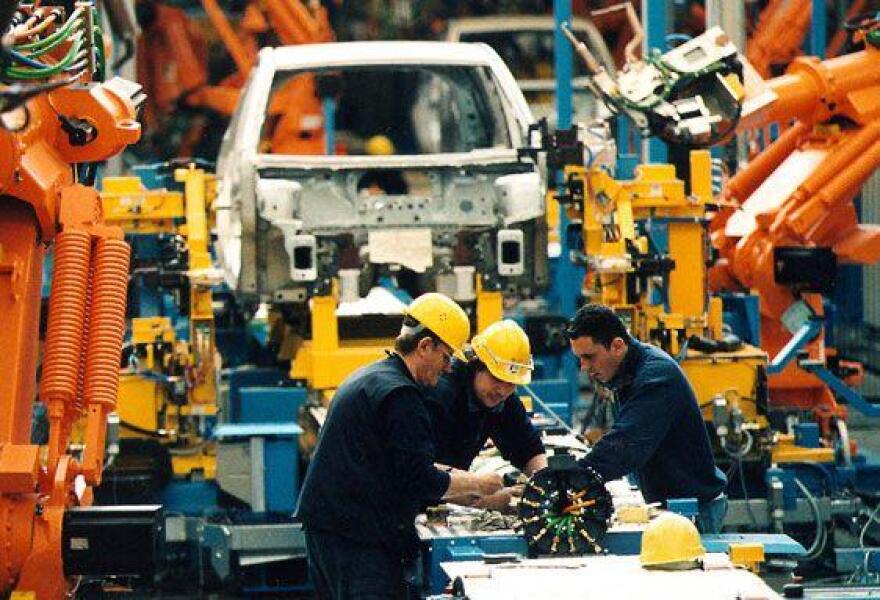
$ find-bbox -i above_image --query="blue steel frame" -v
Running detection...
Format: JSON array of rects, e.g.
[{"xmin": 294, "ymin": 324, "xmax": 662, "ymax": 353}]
[
  {"xmin": 642, "ymin": 0, "xmax": 669, "ymax": 163},
  {"xmin": 808, "ymin": 0, "xmax": 826, "ymax": 59},
  {"xmin": 550, "ymin": 0, "xmax": 584, "ymax": 422}
]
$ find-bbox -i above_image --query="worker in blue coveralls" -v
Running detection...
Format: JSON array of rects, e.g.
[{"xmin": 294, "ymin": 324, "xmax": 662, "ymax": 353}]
[
  {"xmin": 567, "ymin": 303, "xmax": 728, "ymax": 533},
  {"xmin": 296, "ymin": 293, "xmax": 504, "ymax": 600},
  {"xmin": 423, "ymin": 319, "xmax": 548, "ymax": 511}
]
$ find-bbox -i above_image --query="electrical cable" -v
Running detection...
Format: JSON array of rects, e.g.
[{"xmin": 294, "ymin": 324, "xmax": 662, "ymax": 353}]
[
  {"xmin": 9, "ymin": 48, "xmax": 52, "ymax": 68},
  {"xmin": 794, "ymin": 476, "xmax": 828, "ymax": 560},
  {"xmin": 860, "ymin": 501, "xmax": 880, "ymax": 548},
  {"xmin": 782, "ymin": 461, "xmax": 834, "ymax": 496},
  {"xmin": 118, "ymin": 419, "xmax": 163, "ymax": 438},
  {"xmin": 5, "ymin": 36, "xmax": 83, "ymax": 79},
  {"xmin": 522, "ymin": 384, "xmax": 584, "ymax": 442},
  {"xmin": 11, "ymin": 11, "xmax": 56, "ymax": 41},
  {"xmin": 736, "ymin": 458, "xmax": 760, "ymax": 528},
  {"xmin": 674, "ymin": 336, "xmax": 690, "ymax": 363},
  {"xmin": 15, "ymin": 8, "xmax": 80, "ymax": 52}
]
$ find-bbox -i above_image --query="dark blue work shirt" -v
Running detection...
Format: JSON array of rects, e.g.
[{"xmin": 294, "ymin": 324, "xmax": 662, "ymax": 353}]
[
  {"xmin": 296, "ymin": 354, "xmax": 450, "ymax": 557},
  {"xmin": 422, "ymin": 361, "xmax": 545, "ymax": 472},
  {"xmin": 579, "ymin": 339, "xmax": 727, "ymax": 504}
]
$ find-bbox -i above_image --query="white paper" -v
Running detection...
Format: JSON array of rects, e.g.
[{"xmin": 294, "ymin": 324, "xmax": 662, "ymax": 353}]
[{"xmin": 368, "ymin": 228, "xmax": 433, "ymax": 273}]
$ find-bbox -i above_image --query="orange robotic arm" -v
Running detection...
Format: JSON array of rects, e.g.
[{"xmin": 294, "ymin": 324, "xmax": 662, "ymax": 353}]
[
  {"xmin": 709, "ymin": 26, "xmax": 880, "ymax": 419},
  {"xmin": 138, "ymin": 0, "xmax": 333, "ymax": 157},
  {"xmin": 0, "ymin": 4, "xmax": 144, "ymax": 597},
  {"xmin": 746, "ymin": 0, "xmax": 812, "ymax": 79},
  {"xmin": 713, "ymin": 38, "xmax": 880, "ymax": 306}
]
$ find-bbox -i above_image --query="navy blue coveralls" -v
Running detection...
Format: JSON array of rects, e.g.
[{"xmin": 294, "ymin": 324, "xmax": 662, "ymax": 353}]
[
  {"xmin": 422, "ymin": 360, "xmax": 545, "ymax": 472},
  {"xmin": 296, "ymin": 354, "xmax": 450, "ymax": 599},
  {"xmin": 578, "ymin": 338, "xmax": 728, "ymax": 532}
]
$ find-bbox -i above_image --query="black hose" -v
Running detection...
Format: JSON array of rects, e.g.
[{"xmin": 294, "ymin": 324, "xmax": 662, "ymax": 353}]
[{"xmin": 783, "ymin": 461, "xmax": 834, "ymax": 495}]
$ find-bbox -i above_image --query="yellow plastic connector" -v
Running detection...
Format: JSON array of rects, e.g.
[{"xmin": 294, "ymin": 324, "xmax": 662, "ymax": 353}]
[{"xmin": 728, "ymin": 543, "xmax": 765, "ymax": 573}]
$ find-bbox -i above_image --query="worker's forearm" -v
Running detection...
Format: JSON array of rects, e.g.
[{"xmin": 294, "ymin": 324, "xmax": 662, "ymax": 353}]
[{"xmin": 523, "ymin": 453, "xmax": 548, "ymax": 476}]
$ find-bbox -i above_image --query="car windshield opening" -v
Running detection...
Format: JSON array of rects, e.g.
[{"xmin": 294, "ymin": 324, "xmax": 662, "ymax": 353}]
[{"xmin": 258, "ymin": 64, "xmax": 512, "ymax": 156}]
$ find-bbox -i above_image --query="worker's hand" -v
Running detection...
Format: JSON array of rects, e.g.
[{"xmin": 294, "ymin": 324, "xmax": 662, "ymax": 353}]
[
  {"xmin": 474, "ymin": 472, "xmax": 504, "ymax": 496},
  {"xmin": 583, "ymin": 427, "xmax": 605, "ymax": 445},
  {"xmin": 472, "ymin": 486, "xmax": 520, "ymax": 512}
]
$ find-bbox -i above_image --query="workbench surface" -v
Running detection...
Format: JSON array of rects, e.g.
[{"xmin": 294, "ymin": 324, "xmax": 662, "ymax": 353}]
[{"xmin": 442, "ymin": 554, "xmax": 780, "ymax": 600}]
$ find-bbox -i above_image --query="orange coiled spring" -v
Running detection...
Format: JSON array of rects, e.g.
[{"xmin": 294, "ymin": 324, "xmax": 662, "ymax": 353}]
[
  {"xmin": 83, "ymin": 238, "xmax": 131, "ymax": 412},
  {"xmin": 40, "ymin": 231, "xmax": 92, "ymax": 410},
  {"xmin": 74, "ymin": 256, "xmax": 96, "ymax": 416}
]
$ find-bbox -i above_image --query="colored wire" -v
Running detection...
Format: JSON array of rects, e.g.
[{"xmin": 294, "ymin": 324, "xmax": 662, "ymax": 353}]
[
  {"xmin": 15, "ymin": 7, "xmax": 81, "ymax": 52},
  {"xmin": 5, "ymin": 36, "xmax": 83, "ymax": 79},
  {"xmin": 9, "ymin": 48, "xmax": 51, "ymax": 68}
]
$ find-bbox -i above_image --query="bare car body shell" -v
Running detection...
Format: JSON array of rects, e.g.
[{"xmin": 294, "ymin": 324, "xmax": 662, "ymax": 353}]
[{"xmin": 215, "ymin": 41, "xmax": 548, "ymax": 304}]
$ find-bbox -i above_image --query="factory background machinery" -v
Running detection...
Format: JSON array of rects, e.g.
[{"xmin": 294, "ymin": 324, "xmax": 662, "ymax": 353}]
[
  {"xmin": 5, "ymin": 1, "xmax": 880, "ymax": 599},
  {"xmin": 0, "ymin": 2, "xmax": 163, "ymax": 598},
  {"xmin": 537, "ymin": 5, "xmax": 880, "ymax": 595}
]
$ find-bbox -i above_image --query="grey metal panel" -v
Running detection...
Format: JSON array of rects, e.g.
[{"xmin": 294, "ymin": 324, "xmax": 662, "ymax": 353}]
[
  {"xmin": 863, "ymin": 170, "xmax": 880, "ymax": 328},
  {"xmin": 724, "ymin": 497, "xmax": 861, "ymax": 529},
  {"xmin": 250, "ymin": 436, "xmax": 266, "ymax": 513},
  {"xmin": 861, "ymin": 171, "xmax": 880, "ymax": 397},
  {"xmin": 199, "ymin": 522, "xmax": 306, "ymax": 581},
  {"xmin": 217, "ymin": 441, "xmax": 254, "ymax": 506},
  {"xmin": 705, "ymin": 0, "xmax": 746, "ymax": 53}
]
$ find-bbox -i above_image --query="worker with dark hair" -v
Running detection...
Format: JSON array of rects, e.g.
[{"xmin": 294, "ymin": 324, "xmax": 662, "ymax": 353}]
[
  {"xmin": 296, "ymin": 293, "xmax": 504, "ymax": 600},
  {"xmin": 423, "ymin": 319, "xmax": 547, "ymax": 510},
  {"xmin": 566, "ymin": 303, "xmax": 728, "ymax": 533}
]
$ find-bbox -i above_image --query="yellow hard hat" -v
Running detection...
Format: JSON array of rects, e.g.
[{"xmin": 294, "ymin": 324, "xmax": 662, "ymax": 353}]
[
  {"xmin": 365, "ymin": 134, "xmax": 395, "ymax": 156},
  {"xmin": 471, "ymin": 319, "xmax": 533, "ymax": 385},
  {"xmin": 640, "ymin": 512, "xmax": 705, "ymax": 569},
  {"xmin": 405, "ymin": 293, "xmax": 470, "ymax": 360}
]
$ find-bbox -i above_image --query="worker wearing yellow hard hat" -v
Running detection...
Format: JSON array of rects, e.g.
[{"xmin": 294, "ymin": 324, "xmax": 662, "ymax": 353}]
[
  {"xmin": 297, "ymin": 292, "xmax": 504, "ymax": 598},
  {"xmin": 422, "ymin": 319, "xmax": 548, "ymax": 511}
]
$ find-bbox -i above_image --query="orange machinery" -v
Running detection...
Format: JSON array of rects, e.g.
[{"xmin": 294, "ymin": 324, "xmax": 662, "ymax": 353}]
[
  {"xmin": 137, "ymin": 0, "xmax": 333, "ymax": 156},
  {"xmin": 709, "ymin": 20, "xmax": 880, "ymax": 431},
  {"xmin": 0, "ymin": 3, "xmax": 150, "ymax": 597},
  {"xmin": 746, "ymin": 0, "xmax": 813, "ymax": 79},
  {"xmin": 567, "ymin": 10, "xmax": 880, "ymax": 435},
  {"xmin": 744, "ymin": 0, "xmax": 871, "ymax": 75}
]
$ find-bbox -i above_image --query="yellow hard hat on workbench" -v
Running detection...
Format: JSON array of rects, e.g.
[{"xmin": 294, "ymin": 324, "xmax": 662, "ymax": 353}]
[{"xmin": 640, "ymin": 512, "xmax": 705, "ymax": 569}]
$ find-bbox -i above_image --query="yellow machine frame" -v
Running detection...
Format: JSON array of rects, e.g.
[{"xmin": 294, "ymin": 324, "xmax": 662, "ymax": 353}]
[
  {"xmin": 291, "ymin": 283, "xmax": 503, "ymax": 394},
  {"xmin": 566, "ymin": 151, "xmax": 769, "ymax": 433},
  {"xmin": 101, "ymin": 166, "xmax": 219, "ymax": 478}
]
